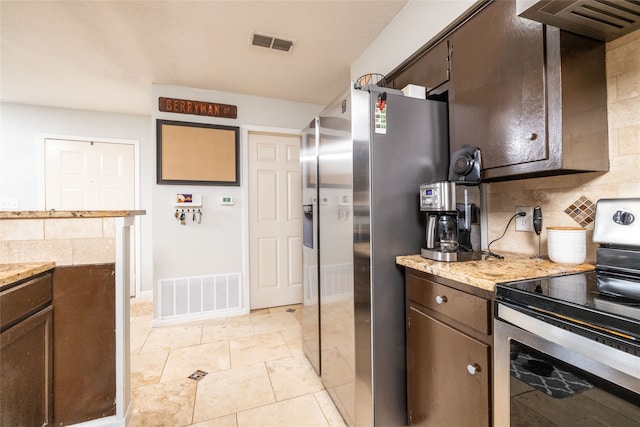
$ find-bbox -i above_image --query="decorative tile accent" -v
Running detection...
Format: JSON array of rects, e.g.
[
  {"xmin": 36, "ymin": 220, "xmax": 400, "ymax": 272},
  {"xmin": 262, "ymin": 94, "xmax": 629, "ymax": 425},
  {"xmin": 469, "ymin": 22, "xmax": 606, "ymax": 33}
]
[{"xmin": 564, "ymin": 196, "xmax": 596, "ymax": 227}]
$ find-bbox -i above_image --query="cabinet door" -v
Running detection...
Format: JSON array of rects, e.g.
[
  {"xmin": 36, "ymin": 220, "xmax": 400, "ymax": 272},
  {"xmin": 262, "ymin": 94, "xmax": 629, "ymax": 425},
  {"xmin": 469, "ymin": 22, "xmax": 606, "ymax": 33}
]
[
  {"xmin": 449, "ymin": 0, "xmax": 546, "ymax": 170},
  {"xmin": 0, "ymin": 306, "xmax": 53, "ymax": 427},
  {"xmin": 407, "ymin": 305, "xmax": 490, "ymax": 427},
  {"xmin": 53, "ymin": 265, "xmax": 116, "ymax": 425},
  {"xmin": 391, "ymin": 39, "xmax": 449, "ymax": 93}
]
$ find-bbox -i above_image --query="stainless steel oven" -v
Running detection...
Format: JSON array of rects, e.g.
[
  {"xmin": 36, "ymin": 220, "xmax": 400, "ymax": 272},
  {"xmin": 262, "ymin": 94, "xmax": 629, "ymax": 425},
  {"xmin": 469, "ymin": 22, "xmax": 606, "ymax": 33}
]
[
  {"xmin": 494, "ymin": 199, "xmax": 640, "ymax": 426},
  {"xmin": 494, "ymin": 274, "xmax": 640, "ymax": 426}
]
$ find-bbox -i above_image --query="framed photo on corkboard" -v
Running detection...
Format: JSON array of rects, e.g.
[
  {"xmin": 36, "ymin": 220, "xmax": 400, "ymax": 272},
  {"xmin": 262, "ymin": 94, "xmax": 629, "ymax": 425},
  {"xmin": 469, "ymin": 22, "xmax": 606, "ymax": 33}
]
[{"xmin": 157, "ymin": 120, "xmax": 240, "ymax": 186}]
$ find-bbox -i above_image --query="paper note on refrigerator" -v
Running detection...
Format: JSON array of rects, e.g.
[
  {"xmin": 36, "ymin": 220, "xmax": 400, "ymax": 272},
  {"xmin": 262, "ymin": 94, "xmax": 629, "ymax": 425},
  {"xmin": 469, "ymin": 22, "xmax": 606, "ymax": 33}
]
[{"xmin": 375, "ymin": 93, "xmax": 387, "ymax": 134}]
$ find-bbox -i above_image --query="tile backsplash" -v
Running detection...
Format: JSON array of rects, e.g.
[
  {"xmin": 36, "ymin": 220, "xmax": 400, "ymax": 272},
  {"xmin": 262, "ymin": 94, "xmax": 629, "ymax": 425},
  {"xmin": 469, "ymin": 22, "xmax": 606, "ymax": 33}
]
[
  {"xmin": 485, "ymin": 30, "xmax": 640, "ymax": 263},
  {"xmin": 564, "ymin": 196, "xmax": 596, "ymax": 228},
  {"xmin": 0, "ymin": 218, "xmax": 116, "ymax": 265}
]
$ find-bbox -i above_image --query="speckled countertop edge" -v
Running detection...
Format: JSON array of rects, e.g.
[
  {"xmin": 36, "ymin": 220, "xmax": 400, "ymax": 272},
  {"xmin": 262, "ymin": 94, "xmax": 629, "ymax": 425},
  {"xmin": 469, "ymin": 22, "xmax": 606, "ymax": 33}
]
[
  {"xmin": 0, "ymin": 210, "xmax": 146, "ymax": 219},
  {"xmin": 0, "ymin": 262, "xmax": 56, "ymax": 287},
  {"xmin": 396, "ymin": 253, "xmax": 595, "ymax": 292}
]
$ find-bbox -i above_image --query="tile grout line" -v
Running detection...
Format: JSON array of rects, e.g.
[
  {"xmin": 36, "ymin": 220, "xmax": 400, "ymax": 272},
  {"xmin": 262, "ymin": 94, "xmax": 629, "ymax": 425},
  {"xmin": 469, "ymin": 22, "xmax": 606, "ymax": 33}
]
[
  {"xmin": 131, "ymin": 301, "xmax": 334, "ymax": 426},
  {"xmin": 312, "ymin": 391, "xmax": 334, "ymax": 427}
]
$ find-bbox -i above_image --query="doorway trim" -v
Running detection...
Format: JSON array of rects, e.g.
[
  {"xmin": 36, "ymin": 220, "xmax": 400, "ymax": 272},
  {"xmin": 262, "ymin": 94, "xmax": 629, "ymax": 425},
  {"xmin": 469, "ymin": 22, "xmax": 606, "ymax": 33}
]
[
  {"xmin": 240, "ymin": 125, "xmax": 302, "ymax": 312},
  {"xmin": 38, "ymin": 133, "xmax": 142, "ymax": 296}
]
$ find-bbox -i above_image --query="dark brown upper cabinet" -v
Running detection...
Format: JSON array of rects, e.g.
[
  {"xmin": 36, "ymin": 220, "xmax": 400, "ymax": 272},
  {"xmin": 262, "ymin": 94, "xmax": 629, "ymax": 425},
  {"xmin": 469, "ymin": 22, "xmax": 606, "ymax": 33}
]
[
  {"xmin": 391, "ymin": 39, "xmax": 450, "ymax": 96},
  {"xmin": 387, "ymin": 0, "xmax": 609, "ymax": 182},
  {"xmin": 448, "ymin": 1, "xmax": 547, "ymax": 172}
]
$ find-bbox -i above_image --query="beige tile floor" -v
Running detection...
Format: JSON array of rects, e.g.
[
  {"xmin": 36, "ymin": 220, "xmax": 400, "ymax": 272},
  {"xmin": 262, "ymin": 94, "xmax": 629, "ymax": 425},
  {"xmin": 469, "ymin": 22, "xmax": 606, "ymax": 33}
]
[{"xmin": 129, "ymin": 299, "xmax": 347, "ymax": 427}]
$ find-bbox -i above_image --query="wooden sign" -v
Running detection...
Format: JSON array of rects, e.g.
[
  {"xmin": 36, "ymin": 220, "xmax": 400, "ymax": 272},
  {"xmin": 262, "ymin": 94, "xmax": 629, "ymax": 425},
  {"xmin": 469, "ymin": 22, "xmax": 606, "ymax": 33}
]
[{"xmin": 159, "ymin": 97, "xmax": 237, "ymax": 119}]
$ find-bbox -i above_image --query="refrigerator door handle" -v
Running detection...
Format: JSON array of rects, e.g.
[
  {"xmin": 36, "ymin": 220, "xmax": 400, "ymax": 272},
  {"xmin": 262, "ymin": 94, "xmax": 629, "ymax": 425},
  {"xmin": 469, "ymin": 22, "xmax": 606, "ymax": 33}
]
[{"xmin": 303, "ymin": 204, "xmax": 314, "ymax": 248}]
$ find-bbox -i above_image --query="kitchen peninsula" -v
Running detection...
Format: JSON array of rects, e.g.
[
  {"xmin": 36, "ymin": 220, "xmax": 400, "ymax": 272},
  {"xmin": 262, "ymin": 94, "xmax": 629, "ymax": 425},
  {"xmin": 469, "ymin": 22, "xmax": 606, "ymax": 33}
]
[{"xmin": 0, "ymin": 210, "xmax": 144, "ymax": 426}]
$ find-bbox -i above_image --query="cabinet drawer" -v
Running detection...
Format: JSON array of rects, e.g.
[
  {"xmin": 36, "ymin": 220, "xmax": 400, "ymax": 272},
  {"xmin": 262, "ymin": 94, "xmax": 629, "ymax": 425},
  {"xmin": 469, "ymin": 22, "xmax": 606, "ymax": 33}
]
[
  {"xmin": 406, "ymin": 273, "xmax": 490, "ymax": 335},
  {"xmin": 0, "ymin": 273, "xmax": 53, "ymax": 331}
]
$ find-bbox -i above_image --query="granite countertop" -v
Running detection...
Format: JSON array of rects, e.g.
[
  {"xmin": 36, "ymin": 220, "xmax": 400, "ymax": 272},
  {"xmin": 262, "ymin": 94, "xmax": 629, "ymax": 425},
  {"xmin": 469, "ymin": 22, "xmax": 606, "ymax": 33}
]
[
  {"xmin": 0, "ymin": 262, "xmax": 56, "ymax": 287},
  {"xmin": 396, "ymin": 253, "xmax": 595, "ymax": 292},
  {"xmin": 0, "ymin": 210, "xmax": 146, "ymax": 220}
]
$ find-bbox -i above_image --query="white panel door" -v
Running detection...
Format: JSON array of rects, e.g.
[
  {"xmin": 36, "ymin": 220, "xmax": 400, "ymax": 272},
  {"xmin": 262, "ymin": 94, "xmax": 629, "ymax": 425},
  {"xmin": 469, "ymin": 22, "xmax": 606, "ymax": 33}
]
[
  {"xmin": 45, "ymin": 138, "xmax": 136, "ymax": 294},
  {"xmin": 249, "ymin": 132, "xmax": 302, "ymax": 309},
  {"xmin": 45, "ymin": 139, "xmax": 134, "ymax": 210}
]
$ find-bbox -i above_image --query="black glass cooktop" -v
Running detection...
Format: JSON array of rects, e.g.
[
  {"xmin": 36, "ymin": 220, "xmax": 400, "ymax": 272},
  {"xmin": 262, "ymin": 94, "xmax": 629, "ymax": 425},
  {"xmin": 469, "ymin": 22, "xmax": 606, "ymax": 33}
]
[{"xmin": 496, "ymin": 271, "xmax": 640, "ymax": 342}]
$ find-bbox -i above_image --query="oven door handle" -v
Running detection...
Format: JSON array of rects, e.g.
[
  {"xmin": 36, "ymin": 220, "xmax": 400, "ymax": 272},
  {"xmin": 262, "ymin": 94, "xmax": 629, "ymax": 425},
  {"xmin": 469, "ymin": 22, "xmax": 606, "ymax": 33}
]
[{"xmin": 496, "ymin": 303, "xmax": 640, "ymax": 383}]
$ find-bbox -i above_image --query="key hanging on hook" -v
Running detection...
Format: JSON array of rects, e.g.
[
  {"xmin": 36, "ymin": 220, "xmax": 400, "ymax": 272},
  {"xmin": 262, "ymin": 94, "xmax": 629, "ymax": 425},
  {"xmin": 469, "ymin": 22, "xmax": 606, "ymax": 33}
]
[{"xmin": 198, "ymin": 209, "xmax": 202, "ymax": 224}]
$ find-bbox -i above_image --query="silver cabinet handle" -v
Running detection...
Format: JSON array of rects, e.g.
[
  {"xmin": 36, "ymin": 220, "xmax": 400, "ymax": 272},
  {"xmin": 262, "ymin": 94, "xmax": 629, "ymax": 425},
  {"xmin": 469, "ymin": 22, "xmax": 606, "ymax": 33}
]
[
  {"xmin": 435, "ymin": 295, "xmax": 447, "ymax": 304},
  {"xmin": 467, "ymin": 364, "xmax": 480, "ymax": 375}
]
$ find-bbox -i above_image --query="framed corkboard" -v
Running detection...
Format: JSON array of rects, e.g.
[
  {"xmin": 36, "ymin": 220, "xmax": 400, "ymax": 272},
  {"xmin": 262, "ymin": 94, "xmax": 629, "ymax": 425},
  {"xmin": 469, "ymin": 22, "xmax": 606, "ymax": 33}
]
[{"xmin": 157, "ymin": 120, "xmax": 240, "ymax": 186}]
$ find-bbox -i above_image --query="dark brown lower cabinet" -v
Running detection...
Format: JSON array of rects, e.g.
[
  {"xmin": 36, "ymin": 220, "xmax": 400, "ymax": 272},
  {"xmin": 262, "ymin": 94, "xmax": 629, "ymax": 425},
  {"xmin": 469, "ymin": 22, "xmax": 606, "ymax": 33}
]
[
  {"xmin": 406, "ymin": 269, "xmax": 492, "ymax": 427},
  {"xmin": 0, "ymin": 271, "xmax": 54, "ymax": 427},
  {"xmin": 53, "ymin": 264, "xmax": 116, "ymax": 426},
  {"xmin": 0, "ymin": 306, "xmax": 53, "ymax": 427},
  {"xmin": 0, "ymin": 264, "xmax": 116, "ymax": 426}
]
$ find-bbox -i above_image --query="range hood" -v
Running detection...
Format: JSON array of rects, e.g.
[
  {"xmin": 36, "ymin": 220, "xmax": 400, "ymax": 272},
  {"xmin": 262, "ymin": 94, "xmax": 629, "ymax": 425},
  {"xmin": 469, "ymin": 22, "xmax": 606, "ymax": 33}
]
[{"xmin": 517, "ymin": 0, "xmax": 640, "ymax": 42}]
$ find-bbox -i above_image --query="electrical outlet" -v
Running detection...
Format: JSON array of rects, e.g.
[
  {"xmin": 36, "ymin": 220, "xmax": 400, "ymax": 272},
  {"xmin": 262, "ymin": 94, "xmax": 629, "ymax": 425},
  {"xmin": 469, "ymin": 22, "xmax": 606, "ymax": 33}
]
[
  {"xmin": 0, "ymin": 199, "xmax": 19, "ymax": 209},
  {"xmin": 515, "ymin": 206, "xmax": 533, "ymax": 232}
]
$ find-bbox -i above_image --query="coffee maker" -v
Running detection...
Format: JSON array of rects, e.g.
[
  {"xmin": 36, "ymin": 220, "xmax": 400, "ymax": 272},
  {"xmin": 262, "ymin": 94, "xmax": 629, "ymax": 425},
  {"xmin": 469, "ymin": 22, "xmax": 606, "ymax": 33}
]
[{"xmin": 420, "ymin": 145, "xmax": 482, "ymax": 262}]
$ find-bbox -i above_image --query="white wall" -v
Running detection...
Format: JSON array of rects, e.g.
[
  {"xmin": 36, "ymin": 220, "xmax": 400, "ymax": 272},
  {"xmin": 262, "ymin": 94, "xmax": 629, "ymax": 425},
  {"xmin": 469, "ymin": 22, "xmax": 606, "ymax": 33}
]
[
  {"xmin": 151, "ymin": 84, "xmax": 321, "ymax": 311},
  {"xmin": 0, "ymin": 91, "xmax": 321, "ymax": 299},
  {"xmin": 0, "ymin": 103, "xmax": 155, "ymax": 293},
  {"xmin": 351, "ymin": 0, "xmax": 476, "ymax": 81}
]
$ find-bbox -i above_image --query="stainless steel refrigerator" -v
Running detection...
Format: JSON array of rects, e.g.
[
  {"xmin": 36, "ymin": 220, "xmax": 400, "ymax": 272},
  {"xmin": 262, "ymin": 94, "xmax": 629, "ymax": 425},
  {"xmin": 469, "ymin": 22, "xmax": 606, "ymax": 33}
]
[{"xmin": 301, "ymin": 85, "xmax": 449, "ymax": 426}]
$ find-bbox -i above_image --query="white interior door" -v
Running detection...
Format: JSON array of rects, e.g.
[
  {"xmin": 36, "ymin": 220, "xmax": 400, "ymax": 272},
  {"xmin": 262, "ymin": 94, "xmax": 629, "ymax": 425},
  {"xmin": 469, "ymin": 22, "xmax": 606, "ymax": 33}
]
[
  {"xmin": 248, "ymin": 132, "xmax": 302, "ymax": 309},
  {"xmin": 45, "ymin": 138, "xmax": 137, "ymax": 295}
]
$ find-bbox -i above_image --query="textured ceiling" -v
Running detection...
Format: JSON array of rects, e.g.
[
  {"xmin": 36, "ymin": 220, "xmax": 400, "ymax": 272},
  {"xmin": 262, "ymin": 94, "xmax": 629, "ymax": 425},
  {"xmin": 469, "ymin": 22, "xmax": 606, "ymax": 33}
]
[{"xmin": 0, "ymin": 0, "xmax": 408, "ymax": 115}]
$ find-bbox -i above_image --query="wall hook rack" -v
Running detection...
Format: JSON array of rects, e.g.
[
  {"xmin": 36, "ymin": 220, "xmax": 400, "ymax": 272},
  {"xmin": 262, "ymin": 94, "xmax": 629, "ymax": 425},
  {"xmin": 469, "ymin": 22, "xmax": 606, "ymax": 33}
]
[
  {"xmin": 174, "ymin": 208, "xmax": 202, "ymax": 225},
  {"xmin": 173, "ymin": 194, "xmax": 203, "ymax": 225}
]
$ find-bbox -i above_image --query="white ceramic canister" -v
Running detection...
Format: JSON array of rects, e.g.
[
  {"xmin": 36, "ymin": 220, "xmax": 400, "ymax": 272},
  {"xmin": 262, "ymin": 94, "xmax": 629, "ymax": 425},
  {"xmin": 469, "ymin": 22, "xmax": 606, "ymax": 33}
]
[{"xmin": 547, "ymin": 226, "xmax": 587, "ymax": 264}]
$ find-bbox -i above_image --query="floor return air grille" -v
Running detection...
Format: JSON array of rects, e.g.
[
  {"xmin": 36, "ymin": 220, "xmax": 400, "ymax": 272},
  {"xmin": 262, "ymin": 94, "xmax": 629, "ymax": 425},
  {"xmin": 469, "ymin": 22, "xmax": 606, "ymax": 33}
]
[{"xmin": 158, "ymin": 273, "xmax": 242, "ymax": 320}]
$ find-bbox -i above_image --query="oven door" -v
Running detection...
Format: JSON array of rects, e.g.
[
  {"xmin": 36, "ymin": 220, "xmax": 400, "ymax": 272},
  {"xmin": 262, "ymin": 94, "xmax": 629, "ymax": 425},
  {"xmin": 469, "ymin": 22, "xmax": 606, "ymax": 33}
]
[{"xmin": 494, "ymin": 302, "xmax": 640, "ymax": 427}]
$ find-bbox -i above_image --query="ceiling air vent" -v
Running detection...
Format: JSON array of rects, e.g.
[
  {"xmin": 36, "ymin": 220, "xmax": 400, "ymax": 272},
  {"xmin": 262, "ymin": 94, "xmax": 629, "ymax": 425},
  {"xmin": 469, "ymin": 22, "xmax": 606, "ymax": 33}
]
[
  {"xmin": 517, "ymin": 0, "xmax": 640, "ymax": 41},
  {"xmin": 250, "ymin": 32, "xmax": 295, "ymax": 52}
]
